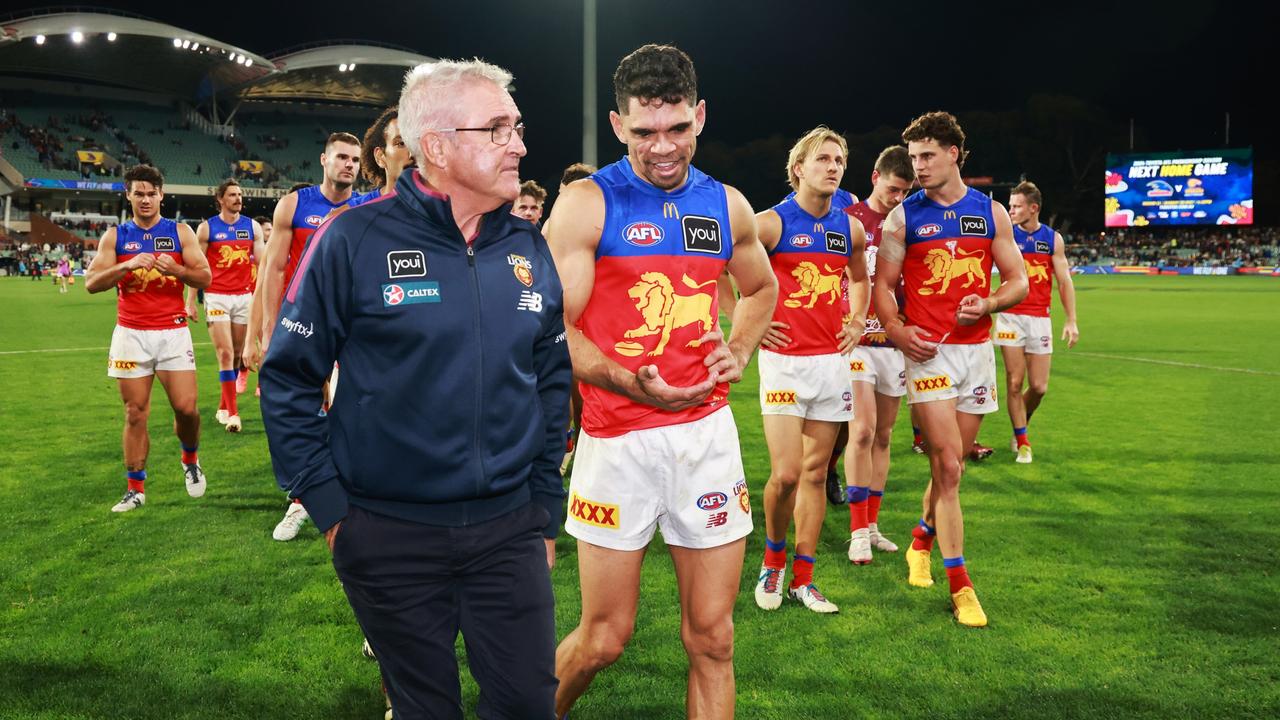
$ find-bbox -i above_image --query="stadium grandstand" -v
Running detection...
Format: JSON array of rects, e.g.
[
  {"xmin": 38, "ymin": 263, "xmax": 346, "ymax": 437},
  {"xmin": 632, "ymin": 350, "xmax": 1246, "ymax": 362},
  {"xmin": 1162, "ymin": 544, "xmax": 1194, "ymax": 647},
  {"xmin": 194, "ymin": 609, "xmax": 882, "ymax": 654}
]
[{"xmin": 0, "ymin": 8, "xmax": 434, "ymax": 262}]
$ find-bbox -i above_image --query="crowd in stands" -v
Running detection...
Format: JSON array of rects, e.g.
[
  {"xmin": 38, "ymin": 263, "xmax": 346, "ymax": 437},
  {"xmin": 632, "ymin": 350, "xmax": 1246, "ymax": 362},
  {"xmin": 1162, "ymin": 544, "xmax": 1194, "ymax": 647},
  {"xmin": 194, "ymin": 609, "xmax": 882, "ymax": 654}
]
[
  {"xmin": 1067, "ymin": 226, "xmax": 1279, "ymax": 268},
  {"xmin": 0, "ymin": 241, "xmax": 87, "ymax": 277}
]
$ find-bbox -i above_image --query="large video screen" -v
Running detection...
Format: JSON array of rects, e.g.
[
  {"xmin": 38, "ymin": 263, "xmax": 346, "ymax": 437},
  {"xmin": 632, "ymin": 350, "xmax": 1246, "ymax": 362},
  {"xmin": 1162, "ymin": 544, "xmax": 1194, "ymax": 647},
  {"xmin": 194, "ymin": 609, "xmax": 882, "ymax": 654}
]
[{"xmin": 1105, "ymin": 148, "xmax": 1253, "ymax": 227}]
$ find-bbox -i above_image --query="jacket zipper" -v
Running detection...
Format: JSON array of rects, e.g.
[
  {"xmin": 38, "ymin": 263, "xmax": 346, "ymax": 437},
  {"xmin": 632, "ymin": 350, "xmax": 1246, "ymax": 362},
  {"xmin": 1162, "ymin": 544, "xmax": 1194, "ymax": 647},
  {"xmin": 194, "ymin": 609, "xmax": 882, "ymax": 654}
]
[{"xmin": 467, "ymin": 242, "xmax": 486, "ymax": 498}]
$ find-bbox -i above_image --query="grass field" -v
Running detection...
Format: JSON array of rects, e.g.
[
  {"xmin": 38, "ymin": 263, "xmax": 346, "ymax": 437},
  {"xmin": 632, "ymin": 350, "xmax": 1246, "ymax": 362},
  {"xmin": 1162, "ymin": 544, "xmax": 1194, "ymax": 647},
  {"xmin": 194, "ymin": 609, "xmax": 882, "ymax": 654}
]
[{"xmin": 1, "ymin": 274, "xmax": 1278, "ymax": 719}]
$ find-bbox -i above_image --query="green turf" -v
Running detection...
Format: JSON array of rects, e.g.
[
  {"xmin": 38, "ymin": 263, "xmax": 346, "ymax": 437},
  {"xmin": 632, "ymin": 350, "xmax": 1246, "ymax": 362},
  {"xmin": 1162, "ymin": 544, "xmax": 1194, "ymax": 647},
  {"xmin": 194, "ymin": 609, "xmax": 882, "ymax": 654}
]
[{"xmin": 1, "ymin": 275, "xmax": 1278, "ymax": 719}]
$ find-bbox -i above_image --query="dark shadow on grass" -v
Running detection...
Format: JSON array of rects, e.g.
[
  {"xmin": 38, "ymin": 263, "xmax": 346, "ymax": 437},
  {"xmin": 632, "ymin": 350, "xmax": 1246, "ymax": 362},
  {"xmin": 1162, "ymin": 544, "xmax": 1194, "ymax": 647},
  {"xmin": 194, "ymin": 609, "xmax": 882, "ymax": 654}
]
[{"xmin": 0, "ymin": 660, "xmax": 377, "ymax": 720}]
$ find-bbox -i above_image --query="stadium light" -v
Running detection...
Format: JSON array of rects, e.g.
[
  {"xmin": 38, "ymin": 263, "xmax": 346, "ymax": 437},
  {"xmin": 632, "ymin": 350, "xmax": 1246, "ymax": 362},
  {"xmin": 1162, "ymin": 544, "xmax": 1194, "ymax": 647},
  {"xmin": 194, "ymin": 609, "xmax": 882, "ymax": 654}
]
[
  {"xmin": 191, "ymin": 42, "xmax": 200, "ymax": 51},
  {"xmin": 35, "ymin": 35, "xmax": 46, "ymax": 45},
  {"xmin": 182, "ymin": 39, "xmax": 191, "ymax": 49},
  {"xmin": 173, "ymin": 38, "xmax": 182, "ymax": 47},
  {"xmin": 245, "ymin": 58, "xmax": 253, "ymax": 68},
  {"xmin": 71, "ymin": 31, "xmax": 84, "ymax": 44},
  {"xmin": 107, "ymin": 32, "xmax": 117, "ymax": 41},
  {"xmin": 349, "ymin": 63, "xmax": 356, "ymax": 71},
  {"xmin": 339, "ymin": 63, "xmax": 348, "ymax": 71}
]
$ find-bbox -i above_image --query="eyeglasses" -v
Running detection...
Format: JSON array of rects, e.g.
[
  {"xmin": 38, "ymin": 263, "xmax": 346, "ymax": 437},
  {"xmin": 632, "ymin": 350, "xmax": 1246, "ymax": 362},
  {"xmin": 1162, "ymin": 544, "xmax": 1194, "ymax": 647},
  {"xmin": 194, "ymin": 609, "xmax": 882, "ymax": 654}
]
[{"xmin": 433, "ymin": 122, "xmax": 525, "ymax": 146}]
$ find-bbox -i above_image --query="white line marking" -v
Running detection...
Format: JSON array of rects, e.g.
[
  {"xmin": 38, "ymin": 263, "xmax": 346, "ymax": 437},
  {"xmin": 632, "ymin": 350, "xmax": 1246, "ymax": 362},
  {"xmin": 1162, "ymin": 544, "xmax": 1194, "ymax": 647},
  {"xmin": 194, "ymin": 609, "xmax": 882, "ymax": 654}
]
[
  {"xmin": 0, "ymin": 341, "xmax": 213, "ymax": 356},
  {"xmin": 1073, "ymin": 351, "xmax": 1280, "ymax": 377}
]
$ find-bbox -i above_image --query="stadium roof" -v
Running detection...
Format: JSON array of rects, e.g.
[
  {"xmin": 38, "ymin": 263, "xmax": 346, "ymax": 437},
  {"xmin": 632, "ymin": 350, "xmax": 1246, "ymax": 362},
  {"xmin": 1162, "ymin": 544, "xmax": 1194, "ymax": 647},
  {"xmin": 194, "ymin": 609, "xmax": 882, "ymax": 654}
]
[
  {"xmin": 0, "ymin": 9, "xmax": 273, "ymax": 100},
  {"xmin": 232, "ymin": 41, "xmax": 437, "ymax": 107}
]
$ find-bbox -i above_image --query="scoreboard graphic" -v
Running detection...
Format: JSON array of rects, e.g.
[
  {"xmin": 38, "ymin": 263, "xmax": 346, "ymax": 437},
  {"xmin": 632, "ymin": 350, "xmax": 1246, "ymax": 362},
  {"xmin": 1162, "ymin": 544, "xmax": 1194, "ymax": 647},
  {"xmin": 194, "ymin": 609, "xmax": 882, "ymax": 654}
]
[{"xmin": 1105, "ymin": 148, "xmax": 1253, "ymax": 227}]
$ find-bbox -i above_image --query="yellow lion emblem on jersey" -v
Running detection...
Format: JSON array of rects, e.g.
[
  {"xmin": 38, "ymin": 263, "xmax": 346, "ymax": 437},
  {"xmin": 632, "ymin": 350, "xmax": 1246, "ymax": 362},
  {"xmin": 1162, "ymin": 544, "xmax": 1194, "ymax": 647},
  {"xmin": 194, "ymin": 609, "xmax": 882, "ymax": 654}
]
[
  {"xmin": 918, "ymin": 247, "xmax": 987, "ymax": 296},
  {"xmin": 784, "ymin": 261, "xmax": 843, "ymax": 309},
  {"xmin": 619, "ymin": 272, "xmax": 717, "ymax": 357},
  {"xmin": 1025, "ymin": 260, "xmax": 1049, "ymax": 284},
  {"xmin": 125, "ymin": 267, "xmax": 178, "ymax": 293},
  {"xmin": 216, "ymin": 244, "xmax": 251, "ymax": 268}
]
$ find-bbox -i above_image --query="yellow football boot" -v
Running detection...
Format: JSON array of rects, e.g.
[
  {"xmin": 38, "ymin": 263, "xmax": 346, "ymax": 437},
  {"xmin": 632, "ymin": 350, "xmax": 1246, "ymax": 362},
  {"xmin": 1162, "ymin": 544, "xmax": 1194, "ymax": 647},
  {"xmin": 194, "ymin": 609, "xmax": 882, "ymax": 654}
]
[
  {"xmin": 951, "ymin": 586, "xmax": 989, "ymax": 628},
  {"xmin": 905, "ymin": 546, "xmax": 934, "ymax": 587}
]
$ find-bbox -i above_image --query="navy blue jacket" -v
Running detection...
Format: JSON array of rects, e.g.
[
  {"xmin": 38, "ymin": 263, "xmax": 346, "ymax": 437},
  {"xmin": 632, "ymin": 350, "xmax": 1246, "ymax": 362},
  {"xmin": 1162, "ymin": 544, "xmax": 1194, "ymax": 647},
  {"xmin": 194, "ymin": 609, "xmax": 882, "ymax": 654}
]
[{"xmin": 260, "ymin": 169, "xmax": 570, "ymax": 537}]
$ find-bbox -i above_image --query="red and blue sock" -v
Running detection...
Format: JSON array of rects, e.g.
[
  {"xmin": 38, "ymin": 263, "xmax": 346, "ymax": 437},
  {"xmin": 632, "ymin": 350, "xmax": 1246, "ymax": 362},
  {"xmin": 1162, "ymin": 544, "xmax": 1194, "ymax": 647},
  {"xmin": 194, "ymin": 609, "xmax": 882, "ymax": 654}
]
[
  {"xmin": 790, "ymin": 554, "xmax": 815, "ymax": 589},
  {"xmin": 126, "ymin": 470, "xmax": 146, "ymax": 493},
  {"xmin": 847, "ymin": 485, "xmax": 869, "ymax": 532},
  {"xmin": 181, "ymin": 444, "xmax": 198, "ymax": 466},
  {"xmin": 763, "ymin": 537, "xmax": 787, "ymax": 570},
  {"xmin": 1014, "ymin": 426, "xmax": 1030, "ymax": 448},
  {"xmin": 910, "ymin": 519, "xmax": 936, "ymax": 552},
  {"xmin": 944, "ymin": 555, "xmax": 973, "ymax": 593},
  {"xmin": 912, "ymin": 426, "xmax": 924, "ymax": 445},
  {"xmin": 867, "ymin": 489, "xmax": 884, "ymax": 526},
  {"xmin": 219, "ymin": 369, "xmax": 238, "ymax": 416}
]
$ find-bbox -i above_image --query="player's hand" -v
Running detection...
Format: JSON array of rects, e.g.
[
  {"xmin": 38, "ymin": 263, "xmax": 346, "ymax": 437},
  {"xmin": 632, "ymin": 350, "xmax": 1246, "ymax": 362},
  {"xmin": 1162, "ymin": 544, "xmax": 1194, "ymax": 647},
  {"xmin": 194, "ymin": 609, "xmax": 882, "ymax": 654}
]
[
  {"xmin": 126, "ymin": 252, "xmax": 156, "ymax": 271},
  {"xmin": 759, "ymin": 321, "xmax": 792, "ymax": 351},
  {"xmin": 185, "ymin": 305, "xmax": 199, "ymax": 322},
  {"xmin": 1062, "ymin": 321, "xmax": 1080, "ymax": 348},
  {"xmin": 636, "ymin": 364, "xmax": 714, "ymax": 412},
  {"xmin": 243, "ymin": 339, "xmax": 263, "ymax": 371},
  {"xmin": 699, "ymin": 328, "xmax": 746, "ymax": 384},
  {"xmin": 955, "ymin": 294, "xmax": 989, "ymax": 326},
  {"xmin": 545, "ymin": 538, "xmax": 556, "ymax": 570},
  {"xmin": 154, "ymin": 253, "xmax": 182, "ymax": 277},
  {"xmin": 887, "ymin": 324, "xmax": 939, "ymax": 364},
  {"xmin": 324, "ymin": 521, "xmax": 341, "ymax": 553},
  {"xmin": 837, "ymin": 318, "xmax": 864, "ymax": 355}
]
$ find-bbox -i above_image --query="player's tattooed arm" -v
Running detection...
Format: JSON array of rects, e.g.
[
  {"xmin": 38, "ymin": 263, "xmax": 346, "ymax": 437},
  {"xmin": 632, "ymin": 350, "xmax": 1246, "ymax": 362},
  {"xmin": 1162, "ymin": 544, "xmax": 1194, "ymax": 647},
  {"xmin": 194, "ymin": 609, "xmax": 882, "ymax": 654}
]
[{"xmin": 874, "ymin": 206, "xmax": 936, "ymax": 362}]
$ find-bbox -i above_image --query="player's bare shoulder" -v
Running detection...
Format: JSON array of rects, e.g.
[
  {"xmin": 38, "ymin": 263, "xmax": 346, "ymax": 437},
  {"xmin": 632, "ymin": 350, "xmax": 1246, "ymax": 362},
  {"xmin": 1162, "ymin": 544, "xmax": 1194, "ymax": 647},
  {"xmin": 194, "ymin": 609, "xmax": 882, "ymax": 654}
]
[{"xmin": 544, "ymin": 178, "xmax": 605, "ymax": 248}]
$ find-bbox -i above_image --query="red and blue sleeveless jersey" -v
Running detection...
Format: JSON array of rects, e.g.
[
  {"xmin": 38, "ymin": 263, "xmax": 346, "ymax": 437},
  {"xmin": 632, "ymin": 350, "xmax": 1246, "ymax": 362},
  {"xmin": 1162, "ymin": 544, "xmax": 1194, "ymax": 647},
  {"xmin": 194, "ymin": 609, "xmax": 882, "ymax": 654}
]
[
  {"xmin": 114, "ymin": 218, "xmax": 187, "ymax": 331},
  {"xmin": 285, "ymin": 185, "xmax": 352, "ymax": 289},
  {"xmin": 1007, "ymin": 223, "xmax": 1055, "ymax": 318},
  {"xmin": 768, "ymin": 197, "xmax": 852, "ymax": 356},
  {"xmin": 844, "ymin": 200, "xmax": 897, "ymax": 348},
  {"xmin": 900, "ymin": 188, "xmax": 996, "ymax": 345},
  {"xmin": 206, "ymin": 214, "xmax": 255, "ymax": 295},
  {"xmin": 580, "ymin": 158, "xmax": 733, "ymax": 437}
]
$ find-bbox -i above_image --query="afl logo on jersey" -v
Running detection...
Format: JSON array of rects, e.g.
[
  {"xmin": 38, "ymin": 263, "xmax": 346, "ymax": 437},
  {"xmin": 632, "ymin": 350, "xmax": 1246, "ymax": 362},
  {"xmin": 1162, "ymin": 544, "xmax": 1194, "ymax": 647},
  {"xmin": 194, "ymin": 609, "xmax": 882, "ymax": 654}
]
[
  {"xmin": 917, "ymin": 223, "xmax": 942, "ymax": 238},
  {"xmin": 214, "ymin": 232, "xmax": 228, "ymax": 240},
  {"xmin": 123, "ymin": 241, "xmax": 142, "ymax": 252},
  {"xmin": 305, "ymin": 215, "xmax": 324, "ymax": 226},
  {"xmin": 790, "ymin": 234, "xmax": 814, "ymax": 248},
  {"xmin": 623, "ymin": 221, "xmax": 664, "ymax": 247}
]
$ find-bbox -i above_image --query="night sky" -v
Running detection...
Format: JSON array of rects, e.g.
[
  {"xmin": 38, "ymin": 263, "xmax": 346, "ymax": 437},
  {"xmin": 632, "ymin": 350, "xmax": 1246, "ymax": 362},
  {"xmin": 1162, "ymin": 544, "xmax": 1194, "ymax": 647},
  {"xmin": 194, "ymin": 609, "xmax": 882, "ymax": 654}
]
[{"xmin": 5, "ymin": 0, "xmax": 1269, "ymax": 226}]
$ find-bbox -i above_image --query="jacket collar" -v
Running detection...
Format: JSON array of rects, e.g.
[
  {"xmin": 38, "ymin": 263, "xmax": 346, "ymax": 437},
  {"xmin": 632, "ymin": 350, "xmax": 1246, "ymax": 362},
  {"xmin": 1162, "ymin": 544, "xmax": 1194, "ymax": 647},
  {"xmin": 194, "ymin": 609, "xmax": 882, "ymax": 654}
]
[{"xmin": 394, "ymin": 168, "xmax": 516, "ymax": 245}]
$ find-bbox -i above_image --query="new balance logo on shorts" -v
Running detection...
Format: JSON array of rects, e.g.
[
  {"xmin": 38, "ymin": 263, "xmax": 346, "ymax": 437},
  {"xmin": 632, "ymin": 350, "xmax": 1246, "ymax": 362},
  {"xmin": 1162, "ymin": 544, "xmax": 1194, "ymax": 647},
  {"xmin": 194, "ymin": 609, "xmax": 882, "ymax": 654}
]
[
  {"xmin": 913, "ymin": 375, "xmax": 952, "ymax": 392},
  {"xmin": 765, "ymin": 391, "xmax": 797, "ymax": 405},
  {"xmin": 705, "ymin": 512, "xmax": 729, "ymax": 529},
  {"xmin": 569, "ymin": 492, "xmax": 619, "ymax": 529}
]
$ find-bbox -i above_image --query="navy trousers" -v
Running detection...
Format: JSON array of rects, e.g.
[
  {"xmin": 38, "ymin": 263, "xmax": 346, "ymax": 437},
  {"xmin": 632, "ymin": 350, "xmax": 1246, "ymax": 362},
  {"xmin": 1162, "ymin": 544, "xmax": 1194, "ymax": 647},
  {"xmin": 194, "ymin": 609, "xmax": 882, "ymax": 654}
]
[{"xmin": 332, "ymin": 503, "xmax": 558, "ymax": 720}]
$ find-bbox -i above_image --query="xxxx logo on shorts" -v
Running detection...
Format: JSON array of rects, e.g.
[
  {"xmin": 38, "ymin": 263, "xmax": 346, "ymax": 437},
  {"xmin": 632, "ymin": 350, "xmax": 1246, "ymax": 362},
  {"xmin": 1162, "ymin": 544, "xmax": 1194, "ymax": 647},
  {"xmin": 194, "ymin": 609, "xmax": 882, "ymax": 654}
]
[
  {"xmin": 208, "ymin": 309, "xmax": 227, "ymax": 316},
  {"xmin": 569, "ymin": 492, "xmax": 619, "ymax": 529},
  {"xmin": 913, "ymin": 375, "xmax": 952, "ymax": 392},
  {"xmin": 997, "ymin": 331, "xmax": 1017, "ymax": 341},
  {"xmin": 849, "ymin": 360, "xmax": 866, "ymax": 372},
  {"xmin": 765, "ymin": 391, "xmax": 797, "ymax": 405},
  {"xmin": 110, "ymin": 360, "xmax": 138, "ymax": 371}
]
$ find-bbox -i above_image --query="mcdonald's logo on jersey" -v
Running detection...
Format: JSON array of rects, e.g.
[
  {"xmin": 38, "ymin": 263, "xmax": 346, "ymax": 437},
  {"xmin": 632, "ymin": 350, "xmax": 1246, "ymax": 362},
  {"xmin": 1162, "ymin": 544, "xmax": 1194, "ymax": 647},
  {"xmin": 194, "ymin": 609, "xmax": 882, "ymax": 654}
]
[
  {"xmin": 812, "ymin": 222, "xmax": 825, "ymax": 235},
  {"xmin": 663, "ymin": 202, "xmax": 680, "ymax": 219},
  {"xmin": 943, "ymin": 210, "xmax": 957, "ymax": 220}
]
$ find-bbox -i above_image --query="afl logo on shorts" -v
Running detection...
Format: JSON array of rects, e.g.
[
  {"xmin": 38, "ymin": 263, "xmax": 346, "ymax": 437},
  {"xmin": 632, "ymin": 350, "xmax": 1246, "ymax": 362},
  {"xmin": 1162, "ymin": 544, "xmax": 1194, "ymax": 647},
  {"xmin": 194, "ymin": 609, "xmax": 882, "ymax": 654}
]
[
  {"xmin": 623, "ymin": 221, "xmax": 664, "ymax": 247},
  {"xmin": 917, "ymin": 223, "xmax": 942, "ymax": 238},
  {"xmin": 696, "ymin": 492, "xmax": 728, "ymax": 511},
  {"xmin": 790, "ymin": 234, "xmax": 814, "ymax": 248},
  {"xmin": 305, "ymin": 214, "xmax": 324, "ymax": 226},
  {"xmin": 123, "ymin": 241, "xmax": 141, "ymax": 252}
]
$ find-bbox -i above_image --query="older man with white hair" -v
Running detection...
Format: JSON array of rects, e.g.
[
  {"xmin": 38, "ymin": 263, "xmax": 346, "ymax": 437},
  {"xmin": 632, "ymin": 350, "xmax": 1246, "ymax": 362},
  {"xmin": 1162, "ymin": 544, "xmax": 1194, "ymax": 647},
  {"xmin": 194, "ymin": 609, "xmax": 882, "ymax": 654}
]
[{"xmin": 260, "ymin": 59, "xmax": 570, "ymax": 719}]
